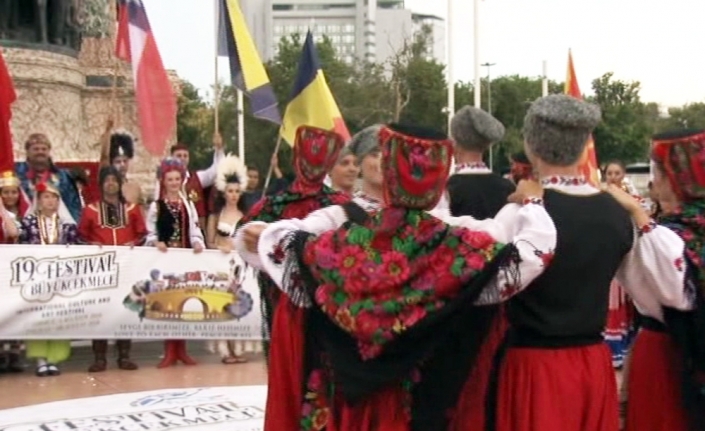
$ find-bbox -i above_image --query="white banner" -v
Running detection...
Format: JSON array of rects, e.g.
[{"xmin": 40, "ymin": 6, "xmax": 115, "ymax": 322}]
[
  {"xmin": 0, "ymin": 245, "xmax": 262, "ymax": 340},
  {"xmin": 0, "ymin": 386, "xmax": 267, "ymax": 431}
]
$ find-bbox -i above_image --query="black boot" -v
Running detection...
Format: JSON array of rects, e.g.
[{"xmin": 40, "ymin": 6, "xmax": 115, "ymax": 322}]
[
  {"xmin": 116, "ymin": 340, "xmax": 138, "ymax": 370},
  {"xmin": 88, "ymin": 340, "xmax": 108, "ymax": 372}
]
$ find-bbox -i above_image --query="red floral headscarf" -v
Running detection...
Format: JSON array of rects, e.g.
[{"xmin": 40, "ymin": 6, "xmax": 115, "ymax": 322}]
[
  {"xmin": 157, "ymin": 157, "xmax": 186, "ymax": 183},
  {"xmin": 379, "ymin": 124, "xmax": 453, "ymax": 210},
  {"xmin": 510, "ymin": 151, "xmax": 534, "ymax": 183},
  {"xmin": 652, "ymin": 129, "xmax": 705, "ymax": 202},
  {"xmin": 293, "ymin": 125, "xmax": 344, "ymax": 192}
]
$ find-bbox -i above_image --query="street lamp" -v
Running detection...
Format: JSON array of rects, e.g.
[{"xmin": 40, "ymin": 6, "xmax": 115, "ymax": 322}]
[{"xmin": 482, "ymin": 62, "xmax": 496, "ymax": 170}]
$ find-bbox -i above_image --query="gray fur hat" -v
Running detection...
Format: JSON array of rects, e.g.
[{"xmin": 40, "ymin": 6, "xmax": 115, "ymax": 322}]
[
  {"xmin": 523, "ymin": 94, "xmax": 601, "ymax": 166},
  {"xmin": 450, "ymin": 106, "xmax": 505, "ymax": 152},
  {"xmin": 337, "ymin": 145, "xmax": 353, "ymax": 161},
  {"xmin": 348, "ymin": 125, "xmax": 382, "ymax": 160}
]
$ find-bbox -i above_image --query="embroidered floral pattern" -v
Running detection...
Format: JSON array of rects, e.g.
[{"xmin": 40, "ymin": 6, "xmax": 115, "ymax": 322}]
[
  {"xmin": 660, "ymin": 201, "xmax": 705, "ymax": 296},
  {"xmin": 300, "ymin": 368, "xmax": 332, "ymax": 431},
  {"xmin": 540, "ymin": 175, "xmax": 587, "ymax": 187},
  {"xmin": 455, "ymin": 162, "xmax": 489, "ymax": 173},
  {"xmin": 637, "ymin": 220, "xmax": 657, "ymax": 236},
  {"xmin": 303, "ymin": 207, "xmax": 505, "ymax": 359},
  {"xmin": 165, "ymin": 200, "xmax": 183, "ymax": 245},
  {"xmin": 522, "ymin": 197, "xmax": 544, "ymax": 206},
  {"xmin": 241, "ymin": 186, "xmax": 349, "ymax": 225}
]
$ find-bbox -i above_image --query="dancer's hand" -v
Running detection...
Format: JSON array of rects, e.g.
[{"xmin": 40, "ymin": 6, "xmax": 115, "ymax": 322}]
[
  {"xmin": 243, "ymin": 224, "xmax": 266, "ymax": 254},
  {"xmin": 602, "ymin": 184, "xmax": 641, "ymax": 214},
  {"xmin": 156, "ymin": 241, "xmax": 168, "ymax": 252},
  {"xmin": 508, "ymin": 180, "xmax": 544, "ymax": 204},
  {"xmin": 193, "ymin": 242, "xmax": 204, "ymax": 254}
]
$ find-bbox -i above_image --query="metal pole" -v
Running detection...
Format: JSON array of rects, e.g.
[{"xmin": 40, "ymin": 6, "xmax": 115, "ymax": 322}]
[
  {"xmin": 447, "ymin": 0, "xmax": 454, "ymax": 131},
  {"xmin": 473, "ymin": 0, "xmax": 481, "ymax": 108},
  {"xmin": 542, "ymin": 60, "xmax": 548, "ymax": 96},
  {"xmin": 237, "ymin": 90, "xmax": 245, "ymax": 164},
  {"xmin": 482, "ymin": 62, "xmax": 495, "ymax": 170}
]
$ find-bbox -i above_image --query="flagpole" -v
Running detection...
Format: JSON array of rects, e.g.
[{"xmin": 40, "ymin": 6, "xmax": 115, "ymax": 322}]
[
  {"xmin": 237, "ymin": 89, "xmax": 245, "ymax": 163},
  {"xmin": 214, "ymin": 0, "xmax": 220, "ymax": 133},
  {"xmin": 110, "ymin": 0, "xmax": 119, "ymax": 122},
  {"xmin": 262, "ymin": 135, "xmax": 282, "ymax": 192},
  {"xmin": 473, "ymin": 0, "xmax": 481, "ymax": 108},
  {"xmin": 542, "ymin": 60, "xmax": 548, "ymax": 96},
  {"xmin": 446, "ymin": 0, "xmax": 454, "ymax": 131}
]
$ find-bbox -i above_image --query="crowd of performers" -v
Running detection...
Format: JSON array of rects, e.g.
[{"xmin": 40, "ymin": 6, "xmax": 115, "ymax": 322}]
[
  {"xmin": 0, "ymin": 119, "xmax": 291, "ymax": 375},
  {"xmin": 1, "ymin": 93, "xmax": 704, "ymax": 431},
  {"xmin": 232, "ymin": 94, "xmax": 703, "ymax": 431}
]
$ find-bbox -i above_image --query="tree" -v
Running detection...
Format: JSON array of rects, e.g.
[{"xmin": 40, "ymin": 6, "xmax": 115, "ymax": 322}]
[
  {"xmin": 590, "ymin": 73, "xmax": 652, "ymax": 164},
  {"xmin": 659, "ymin": 103, "xmax": 705, "ymax": 131},
  {"xmin": 175, "ymin": 81, "xmax": 214, "ymax": 170}
]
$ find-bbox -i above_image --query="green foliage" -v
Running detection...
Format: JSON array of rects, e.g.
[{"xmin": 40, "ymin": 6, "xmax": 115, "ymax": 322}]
[
  {"xmin": 176, "ymin": 28, "xmax": 705, "ymax": 176},
  {"xmin": 589, "ymin": 73, "xmax": 652, "ymax": 164}
]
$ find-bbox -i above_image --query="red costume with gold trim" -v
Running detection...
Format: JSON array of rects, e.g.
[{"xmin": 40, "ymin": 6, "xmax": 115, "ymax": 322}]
[
  {"xmin": 78, "ymin": 202, "xmax": 147, "ymax": 245},
  {"xmin": 184, "ymin": 172, "xmax": 206, "ymax": 218}
]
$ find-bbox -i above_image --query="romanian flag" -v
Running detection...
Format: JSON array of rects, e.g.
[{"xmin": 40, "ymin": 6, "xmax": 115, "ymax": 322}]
[
  {"xmin": 218, "ymin": 0, "xmax": 280, "ymax": 124},
  {"xmin": 280, "ymin": 31, "xmax": 350, "ymax": 146},
  {"xmin": 564, "ymin": 50, "xmax": 601, "ymax": 186}
]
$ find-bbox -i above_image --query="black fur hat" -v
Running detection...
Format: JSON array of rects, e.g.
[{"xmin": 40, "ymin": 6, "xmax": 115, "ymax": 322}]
[{"xmin": 109, "ymin": 131, "xmax": 135, "ymax": 160}]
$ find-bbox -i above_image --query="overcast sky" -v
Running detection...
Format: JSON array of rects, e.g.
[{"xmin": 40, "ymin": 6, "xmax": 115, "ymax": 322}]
[{"xmin": 146, "ymin": 0, "xmax": 705, "ymax": 108}]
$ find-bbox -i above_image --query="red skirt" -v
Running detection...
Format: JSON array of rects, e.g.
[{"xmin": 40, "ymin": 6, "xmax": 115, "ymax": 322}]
[
  {"xmin": 496, "ymin": 343, "xmax": 619, "ymax": 431},
  {"xmin": 625, "ymin": 328, "xmax": 688, "ymax": 431},
  {"xmin": 264, "ymin": 297, "xmax": 305, "ymax": 431},
  {"xmin": 449, "ymin": 308, "xmax": 509, "ymax": 431}
]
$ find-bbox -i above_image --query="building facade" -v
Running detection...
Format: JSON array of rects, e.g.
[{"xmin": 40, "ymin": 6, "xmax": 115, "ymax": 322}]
[{"xmin": 241, "ymin": 0, "xmax": 444, "ymax": 65}]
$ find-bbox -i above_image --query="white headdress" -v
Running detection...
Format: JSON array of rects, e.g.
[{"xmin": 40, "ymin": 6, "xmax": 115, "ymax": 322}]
[{"xmin": 215, "ymin": 154, "xmax": 248, "ymax": 192}]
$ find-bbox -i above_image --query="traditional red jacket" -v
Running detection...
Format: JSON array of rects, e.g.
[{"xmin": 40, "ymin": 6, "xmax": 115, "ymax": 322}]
[{"xmin": 78, "ymin": 201, "xmax": 147, "ymax": 246}]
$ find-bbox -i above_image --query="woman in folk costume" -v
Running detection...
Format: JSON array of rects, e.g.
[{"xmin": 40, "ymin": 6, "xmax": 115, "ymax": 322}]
[
  {"xmin": 19, "ymin": 181, "xmax": 79, "ymax": 377},
  {"xmin": 236, "ymin": 123, "xmax": 556, "ymax": 431},
  {"xmin": 0, "ymin": 172, "xmax": 24, "ymax": 373},
  {"xmin": 509, "ymin": 151, "xmax": 534, "ymax": 184},
  {"xmin": 623, "ymin": 129, "xmax": 705, "ymax": 431},
  {"xmin": 145, "ymin": 157, "xmax": 205, "ymax": 368},
  {"xmin": 326, "ymin": 146, "xmax": 360, "ymax": 195},
  {"xmin": 205, "ymin": 153, "xmax": 259, "ymax": 363},
  {"xmin": 0, "ymin": 171, "xmax": 30, "ymax": 222},
  {"xmin": 482, "ymin": 95, "xmax": 689, "ymax": 431},
  {"xmin": 239, "ymin": 126, "xmax": 349, "ymax": 357},
  {"xmin": 602, "ymin": 160, "xmax": 643, "ymax": 367}
]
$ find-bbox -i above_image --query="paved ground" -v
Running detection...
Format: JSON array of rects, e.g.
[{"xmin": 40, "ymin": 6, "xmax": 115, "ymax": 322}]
[{"xmin": 0, "ymin": 341, "xmax": 267, "ymax": 410}]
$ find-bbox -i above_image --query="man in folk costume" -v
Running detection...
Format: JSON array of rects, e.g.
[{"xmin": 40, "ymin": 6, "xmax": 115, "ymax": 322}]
[
  {"xmin": 146, "ymin": 157, "xmax": 205, "ymax": 368},
  {"xmin": 154, "ymin": 134, "xmax": 225, "ymax": 229},
  {"xmin": 78, "ymin": 166, "xmax": 148, "ymax": 372},
  {"xmin": 239, "ymin": 125, "xmax": 349, "ymax": 356},
  {"xmin": 18, "ymin": 181, "xmax": 80, "ymax": 376},
  {"xmin": 444, "ymin": 107, "xmax": 515, "ymax": 431},
  {"xmin": 348, "ymin": 124, "xmax": 386, "ymax": 212},
  {"xmin": 484, "ymin": 94, "xmax": 689, "ymax": 431},
  {"xmin": 447, "ymin": 106, "xmax": 515, "ymax": 219},
  {"xmin": 99, "ymin": 119, "xmax": 142, "ymax": 205},
  {"xmin": 236, "ymin": 123, "xmax": 557, "ymax": 431},
  {"xmin": 622, "ymin": 129, "xmax": 705, "ymax": 431},
  {"xmin": 15, "ymin": 133, "xmax": 83, "ymax": 223}
]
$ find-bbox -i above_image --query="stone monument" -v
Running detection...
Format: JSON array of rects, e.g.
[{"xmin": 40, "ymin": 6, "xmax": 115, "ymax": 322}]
[{"xmin": 1, "ymin": 0, "xmax": 180, "ymax": 196}]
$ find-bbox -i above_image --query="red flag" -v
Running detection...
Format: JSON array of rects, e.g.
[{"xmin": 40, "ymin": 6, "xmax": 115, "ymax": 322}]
[
  {"xmin": 115, "ymin": 0, "xmax": 176, "ymax": 156},
  {"xmin": 0, "ymin": 49, "xmax": 17, "ymax": 173},
  {"xmin": 564, "ymin": 50, "xmax": 601, "ymax": 186}
]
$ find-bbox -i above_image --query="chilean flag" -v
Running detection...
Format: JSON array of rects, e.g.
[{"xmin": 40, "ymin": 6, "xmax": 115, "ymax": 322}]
[{"xmin": 115, "ymin": 0, "xmax": 176, "ymax": 156}]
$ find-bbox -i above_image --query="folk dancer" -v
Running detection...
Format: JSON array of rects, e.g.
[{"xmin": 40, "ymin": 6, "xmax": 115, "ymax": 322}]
[
  {"xmin": 99, "ymin": 119, "xmax": 142, "ymax": 205},
  {"xmin": 509, "ymin": 151, "xmax": 534, "ymax": 184},
  {"xmin": 78, "ymin": 166, "xmax": 148, "ymax": 372},
  {"xmin": 205, "ymin": 153, "xmax": 259, "ymax": 364},
  {"xmin": 14, "ymin": 133, "xmax": 83, "ymax": 223},
  {"xmin": 624, "ymin": 129, "xmax": 705, "ymax": 431},
  {"xmin": 0, "ymin": 179, "xmax": 21, "ymax": 373},
  {"xmin": 239, "ymin": 126, "xmax": 349, "ymax": 359},
  {"xmin": 445, "ymin": 106, "xmax": 514, "ymax": 431},
  {"xmin": 602, "ymin": 159, "xmax": 644, "ymax": 368},
  {"xmin": 325, "ymin": 145, "xmax": 359, "ymax": 195},
  {"xmin": 236, "ymin": 123, "xmax": 556, "ymax": 431},
  {"xmin": 146, "ymin": 158, "xmax": 205, "ymax": 368},
  {"xmin": 19, "ymin": 181, "xmax": 79, "ymax": 377},
  {"xmin": 484, "ymin": 95, "xmax": 688, "ymax": 431},
  {"xmin": 154, "ymin": 134, "xmax": 225, "ymax": 229}
]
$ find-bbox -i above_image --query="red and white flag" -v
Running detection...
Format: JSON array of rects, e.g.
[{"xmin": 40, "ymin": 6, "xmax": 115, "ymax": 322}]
[{"xmin": 116, "ymin": 0, "xmax": 176, "ymax": 156}]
